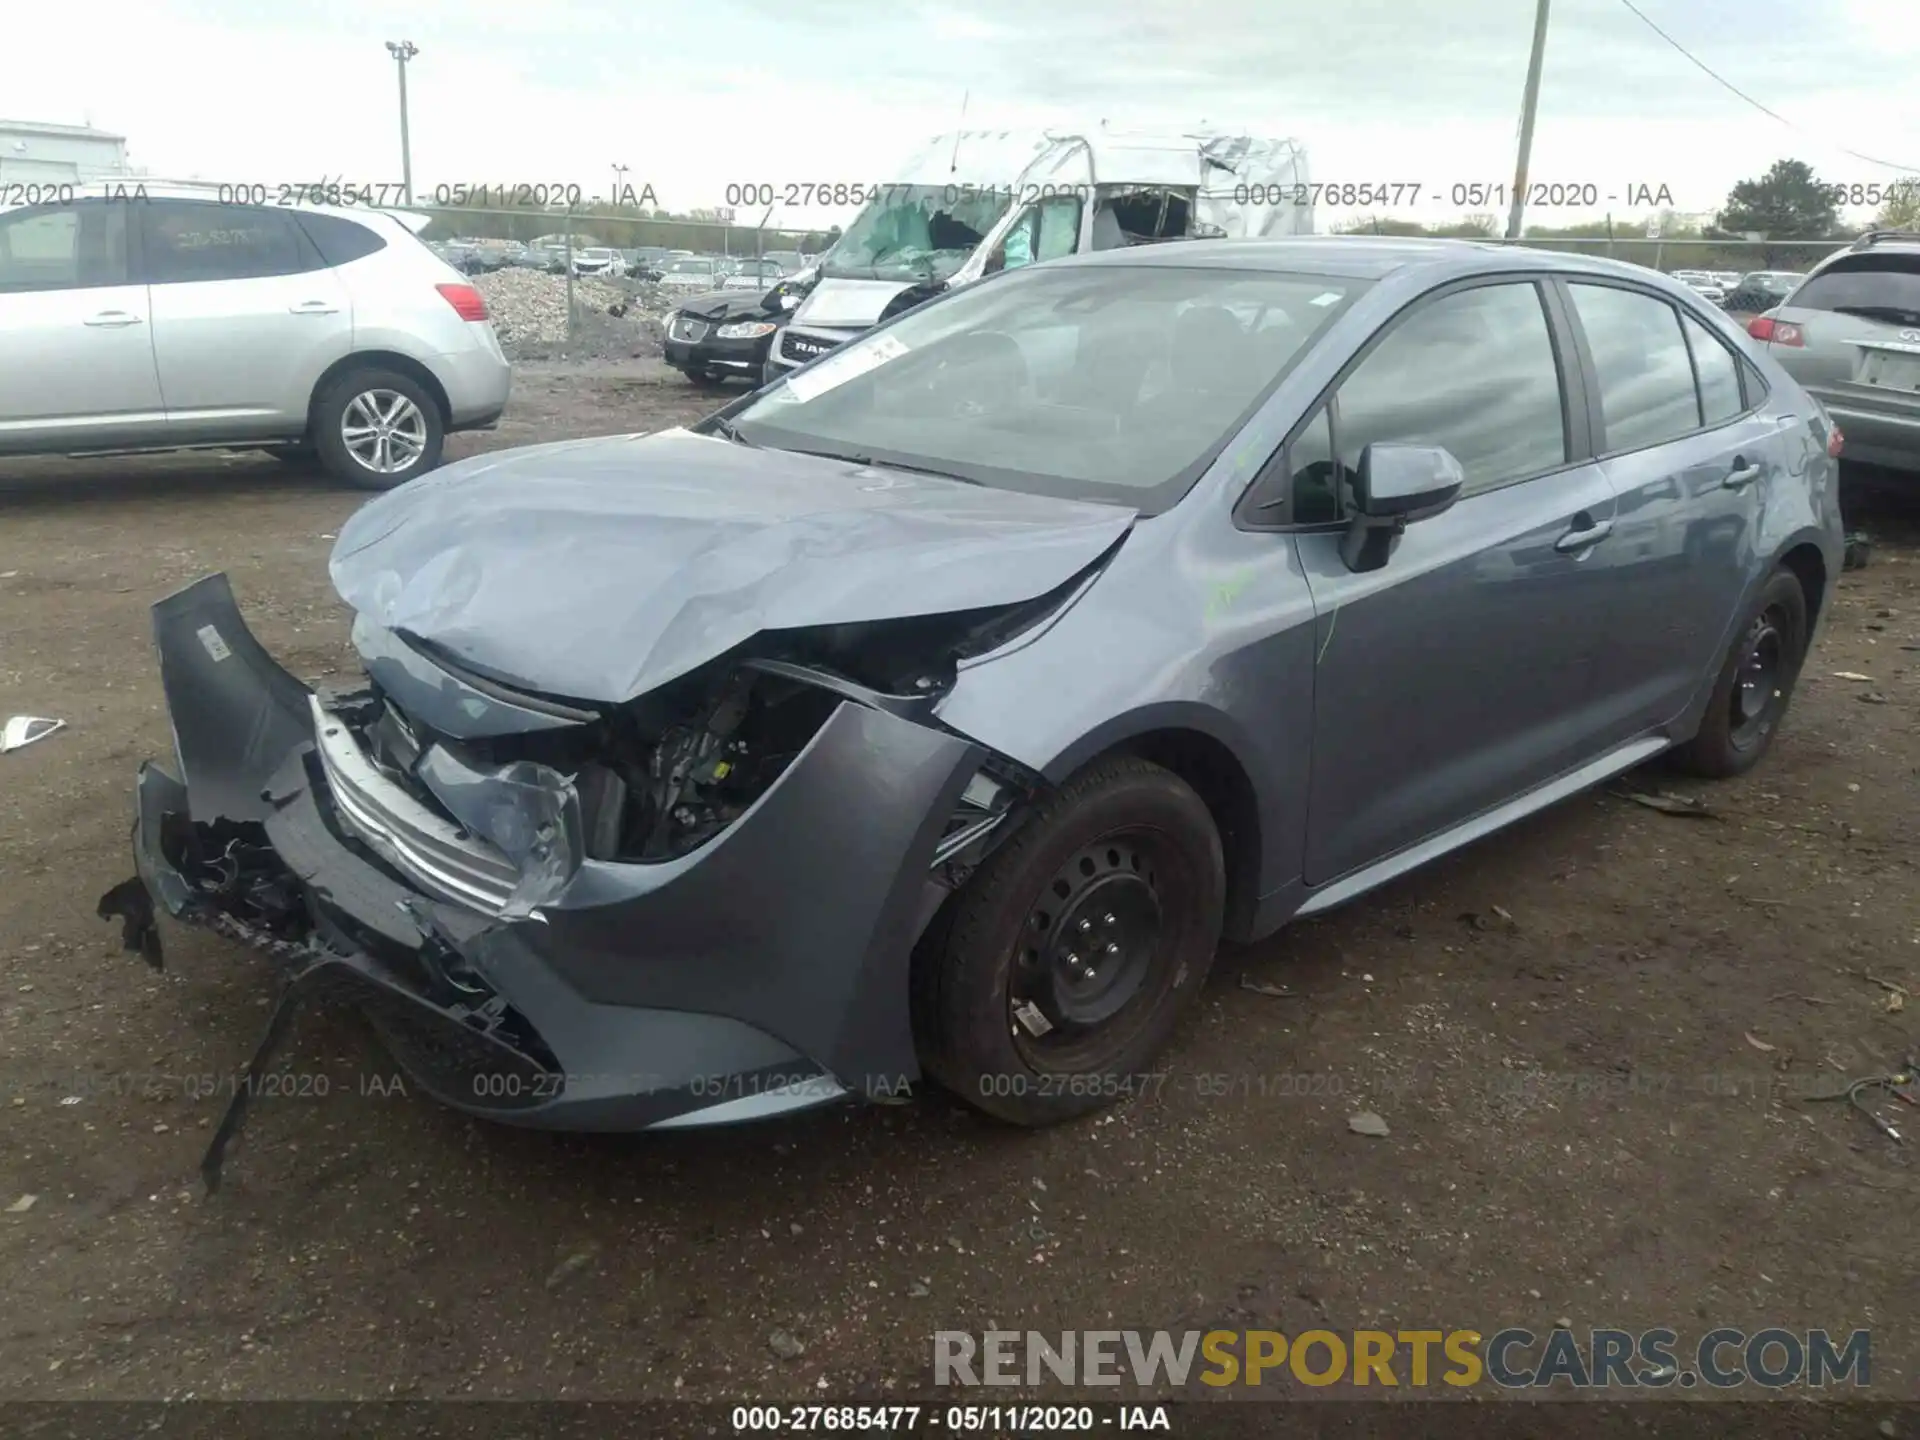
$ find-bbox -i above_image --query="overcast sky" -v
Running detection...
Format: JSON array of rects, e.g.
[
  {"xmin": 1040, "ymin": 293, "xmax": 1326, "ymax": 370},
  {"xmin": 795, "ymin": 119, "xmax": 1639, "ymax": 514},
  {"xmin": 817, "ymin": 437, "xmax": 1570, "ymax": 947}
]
[{"xmin": 8, "ymin": 0, "xmax": 1917, "ymax": 231}]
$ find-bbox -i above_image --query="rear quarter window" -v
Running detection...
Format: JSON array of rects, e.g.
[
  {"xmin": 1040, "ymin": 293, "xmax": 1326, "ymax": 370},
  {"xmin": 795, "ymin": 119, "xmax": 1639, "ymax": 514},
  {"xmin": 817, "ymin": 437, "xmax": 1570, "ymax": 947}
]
[{"xmin": 295, "ymin": 212, "xmax": 389, "ymax": 267}]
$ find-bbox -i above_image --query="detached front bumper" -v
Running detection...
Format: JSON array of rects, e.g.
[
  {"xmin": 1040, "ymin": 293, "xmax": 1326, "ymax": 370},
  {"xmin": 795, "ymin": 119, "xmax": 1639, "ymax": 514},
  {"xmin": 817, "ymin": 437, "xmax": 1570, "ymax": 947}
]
[{"xmin": 109, "ymin": 575, "xmax": 986, "ymax": 1135}]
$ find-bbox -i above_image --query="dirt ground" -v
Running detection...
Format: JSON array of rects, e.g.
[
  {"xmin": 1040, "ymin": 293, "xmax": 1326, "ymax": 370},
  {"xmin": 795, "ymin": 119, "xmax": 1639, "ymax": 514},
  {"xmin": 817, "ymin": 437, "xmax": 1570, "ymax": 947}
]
[{"xmin": 1, "ymin": 360, "xmax": 1915, "ymax": 1408}]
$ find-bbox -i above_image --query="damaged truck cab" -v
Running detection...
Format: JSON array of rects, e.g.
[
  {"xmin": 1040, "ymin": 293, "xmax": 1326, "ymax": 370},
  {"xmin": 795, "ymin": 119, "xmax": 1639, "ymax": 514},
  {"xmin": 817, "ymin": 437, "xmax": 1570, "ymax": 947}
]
[{"xmin": 763, "ymin": 128, "xmax": 1313, "ymax": 381}]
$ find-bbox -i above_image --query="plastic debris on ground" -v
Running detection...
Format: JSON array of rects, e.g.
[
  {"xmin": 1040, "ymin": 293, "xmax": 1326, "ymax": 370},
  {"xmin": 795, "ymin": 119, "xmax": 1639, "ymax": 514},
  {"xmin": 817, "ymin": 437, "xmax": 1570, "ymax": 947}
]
[
  {"xmin": 1239, "ymin": 977, "xmax": 1298, "ymax": 998},
  {"xmin": 1, "ymin": 716, "xmax": 65, "ymax": 753},
  {"xmin": 1609, "ymin": 786, "xmax": 1715, "ymax": 819}
]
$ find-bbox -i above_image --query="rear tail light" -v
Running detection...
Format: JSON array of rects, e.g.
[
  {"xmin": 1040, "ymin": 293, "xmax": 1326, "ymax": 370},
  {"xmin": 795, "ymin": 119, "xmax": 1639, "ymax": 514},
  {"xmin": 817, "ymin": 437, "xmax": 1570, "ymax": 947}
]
[
  {"xmin": 1747, "ymin": 314, "xmax": 1803, "ymax": 347},
  {"xmin": 436, "ymin": 282, "xmax": 488, "ymax": 322},
  {"xmin": 1827, "ymin": 422, "xmax": 1844, "ymax": 459}
]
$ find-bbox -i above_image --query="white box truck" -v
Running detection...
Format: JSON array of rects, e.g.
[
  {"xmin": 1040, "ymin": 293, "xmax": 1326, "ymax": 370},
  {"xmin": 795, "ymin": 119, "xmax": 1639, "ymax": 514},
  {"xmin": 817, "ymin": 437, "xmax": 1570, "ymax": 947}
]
[{"xmin": 763, "ymin": 128, "xmax": 1311, "ymax": 380}]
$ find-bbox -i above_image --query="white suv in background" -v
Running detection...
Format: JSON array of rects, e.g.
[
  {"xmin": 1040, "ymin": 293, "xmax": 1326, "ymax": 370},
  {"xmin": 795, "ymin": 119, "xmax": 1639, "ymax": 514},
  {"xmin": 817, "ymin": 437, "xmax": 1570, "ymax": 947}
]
[
  {"xmin": 0, "ymin": 187, "xmax": 511, "ymax": 489},
  {"xmin": 570, "ymin": 246, "xmax": 626, "ymax": 278}
]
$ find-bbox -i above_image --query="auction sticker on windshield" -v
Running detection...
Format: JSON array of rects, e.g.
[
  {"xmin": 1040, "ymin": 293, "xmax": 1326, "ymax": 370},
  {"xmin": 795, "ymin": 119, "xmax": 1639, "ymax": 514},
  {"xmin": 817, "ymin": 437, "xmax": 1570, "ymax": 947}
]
[{"xmin": 783, "ymin": 333, "xmax": 911, "ymax": 403}]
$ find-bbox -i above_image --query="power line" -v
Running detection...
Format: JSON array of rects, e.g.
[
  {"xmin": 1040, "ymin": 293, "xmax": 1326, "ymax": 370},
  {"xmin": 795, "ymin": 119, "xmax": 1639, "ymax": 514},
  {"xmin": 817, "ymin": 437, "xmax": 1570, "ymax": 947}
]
[{"xmin": 1612, "ymin": 0, "xmax": 1919, "ymax": 175}]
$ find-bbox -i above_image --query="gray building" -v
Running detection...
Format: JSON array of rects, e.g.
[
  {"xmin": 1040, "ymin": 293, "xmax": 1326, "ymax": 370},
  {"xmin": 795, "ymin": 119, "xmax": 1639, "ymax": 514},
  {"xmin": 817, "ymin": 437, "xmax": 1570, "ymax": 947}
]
[{"xmin": 0, "ymin": 120, "xmax": 130, "ymax": 184}]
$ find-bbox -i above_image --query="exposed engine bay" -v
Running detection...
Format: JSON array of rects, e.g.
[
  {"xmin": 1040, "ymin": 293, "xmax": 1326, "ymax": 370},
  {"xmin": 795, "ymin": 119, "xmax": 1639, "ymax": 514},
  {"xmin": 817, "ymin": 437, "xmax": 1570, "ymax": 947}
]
[{"xmin": 328, "ymin": 577, "xmax": 1072, "ymax": 873}]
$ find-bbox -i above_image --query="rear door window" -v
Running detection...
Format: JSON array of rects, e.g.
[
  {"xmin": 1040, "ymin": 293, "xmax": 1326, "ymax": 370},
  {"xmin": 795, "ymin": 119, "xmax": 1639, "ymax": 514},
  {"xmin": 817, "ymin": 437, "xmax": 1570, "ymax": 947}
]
[
  {"xmin": 1566, "ymin": 283, "xmax": 1700, "ymax": 453},
  {"xmin": 1788, "ymin": 253, "xmax": 1920, "ymax": 327},
  {"xmin": 1681, "ymin": 312, "xmax": 1745, "ymax": 426},
  {"xmin": 139, "ymin": 201, "xmax": 321, "ymax": 284}
]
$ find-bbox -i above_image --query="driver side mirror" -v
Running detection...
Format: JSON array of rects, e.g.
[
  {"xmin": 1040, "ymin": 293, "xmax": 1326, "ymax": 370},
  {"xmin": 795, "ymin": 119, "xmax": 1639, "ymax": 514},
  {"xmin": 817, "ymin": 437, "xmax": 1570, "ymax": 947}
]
[{"xmin": 1339, "ymin": 442, "xmax": 1464, "ymax": 573}]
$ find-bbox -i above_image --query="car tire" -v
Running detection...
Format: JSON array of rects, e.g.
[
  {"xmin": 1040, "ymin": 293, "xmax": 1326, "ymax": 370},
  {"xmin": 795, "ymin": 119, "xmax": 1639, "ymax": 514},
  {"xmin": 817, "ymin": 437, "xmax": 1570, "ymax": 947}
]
[
  {"xmin": 913, "ymin": 757, "xmax": 1225, "ymax": 1126},
  {"xmin": 1671, "ymin": 567, "xmax": 1810, "ymax": 779},
  {"xmin": 312, "ymin": 369, "xmax": 445, "ymax": 492}
]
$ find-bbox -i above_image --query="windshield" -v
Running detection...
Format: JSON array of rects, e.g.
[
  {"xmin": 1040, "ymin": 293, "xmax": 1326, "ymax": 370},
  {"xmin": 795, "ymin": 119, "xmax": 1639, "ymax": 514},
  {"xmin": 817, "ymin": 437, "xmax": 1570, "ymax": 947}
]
[
  {"xmin": 668, "ymin": 259, "xmax": 713, "ymax": 274},
  {"xmin": 733, "ymin": 264, "xmax": 1369, "ymax": 514},
  {"xmin": 821, "ymin": 184, "xmax": 1014, "ymax": 283}
]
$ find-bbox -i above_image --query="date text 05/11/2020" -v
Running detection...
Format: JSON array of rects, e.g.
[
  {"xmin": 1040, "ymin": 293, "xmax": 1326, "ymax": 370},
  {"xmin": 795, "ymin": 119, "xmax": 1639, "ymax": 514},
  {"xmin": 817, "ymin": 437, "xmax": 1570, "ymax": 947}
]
[
  {"xmin": 1230, "ymin": 181, "xmax": 1679, "ymax": 208},
  {"xmin": 726, "ymin": 1404, "xmax": 1173, "ymax": 1433}
]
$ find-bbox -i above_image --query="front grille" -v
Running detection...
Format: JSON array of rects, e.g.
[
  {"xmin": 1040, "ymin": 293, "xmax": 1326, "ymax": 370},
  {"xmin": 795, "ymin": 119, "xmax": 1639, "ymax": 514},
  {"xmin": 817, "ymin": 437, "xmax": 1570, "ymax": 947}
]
[
  {"xmin": 672, "ymin": 316, "xmax": 710, "ymax": 342},
  {"xmin": 309, "ymin": 695, "xmax": 520, "ymax": 915},
  {"xmin": 782, "ymin": 331, "xmax": 839, "ymax": 363}
]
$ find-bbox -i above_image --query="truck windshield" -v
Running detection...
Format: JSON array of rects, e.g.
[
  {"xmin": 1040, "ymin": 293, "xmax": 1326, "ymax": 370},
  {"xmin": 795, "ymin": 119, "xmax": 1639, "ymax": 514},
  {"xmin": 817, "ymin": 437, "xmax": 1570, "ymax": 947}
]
[{"xmin": 821, "ymin": 185, "xmax": 1014, "ymax": 283}]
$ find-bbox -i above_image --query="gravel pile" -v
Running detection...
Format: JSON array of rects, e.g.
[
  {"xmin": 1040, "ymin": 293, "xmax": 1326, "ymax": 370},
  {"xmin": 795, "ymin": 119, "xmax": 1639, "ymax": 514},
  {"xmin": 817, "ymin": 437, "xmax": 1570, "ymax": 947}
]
[{"xmin": 474, "ymin": 269, "xmax": 673, "ymax": 361}]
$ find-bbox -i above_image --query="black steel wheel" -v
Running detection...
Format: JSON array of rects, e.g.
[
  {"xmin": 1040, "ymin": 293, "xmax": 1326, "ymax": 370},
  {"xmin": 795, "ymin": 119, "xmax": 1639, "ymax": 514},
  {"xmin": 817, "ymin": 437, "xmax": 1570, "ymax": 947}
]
[
  {"xmin": 913, "ymin": 756, "xmax": 1225, "ymax": 1126},
  {"xmin": 1673, "ymin": 566, "xmax": 1810, "ymax": 778}
]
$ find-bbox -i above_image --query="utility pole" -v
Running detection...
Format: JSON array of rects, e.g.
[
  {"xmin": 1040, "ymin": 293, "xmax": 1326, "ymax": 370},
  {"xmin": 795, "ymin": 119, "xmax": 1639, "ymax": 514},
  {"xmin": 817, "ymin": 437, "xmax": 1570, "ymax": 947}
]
[
  {"xmin": 1504, "ymin": 0, "xmax": 1550, "ymax": 241},
  {"xmin": 611, "ymin": 162, "xmax": 629, "ymax": 205},
  {"xmin": 386, "ymin": 40, "xmax": 419, "ymax": 205}
]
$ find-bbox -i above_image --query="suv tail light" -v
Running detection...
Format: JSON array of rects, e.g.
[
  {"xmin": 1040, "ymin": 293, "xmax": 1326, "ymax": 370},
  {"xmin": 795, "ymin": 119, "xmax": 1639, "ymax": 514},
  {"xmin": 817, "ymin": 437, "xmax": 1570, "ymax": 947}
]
[
  {"xmin": 1828, "ymin": 422, "xmax": 1844, "ymax": 459},
  {"xmin": 1747, "ymin": 314, "xmax": 1803, "ymax": 347},
  {"xmin": 436, "ymin": 282, "xmax": 488, "ymax": 322}
]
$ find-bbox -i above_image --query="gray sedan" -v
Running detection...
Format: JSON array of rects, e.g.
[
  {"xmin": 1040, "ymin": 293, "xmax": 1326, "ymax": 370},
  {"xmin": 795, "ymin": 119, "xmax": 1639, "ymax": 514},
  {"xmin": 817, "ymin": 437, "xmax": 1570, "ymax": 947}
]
[{"xmin": 101, "ymin": 237, "xmax": 1842, "ymax": 1178}]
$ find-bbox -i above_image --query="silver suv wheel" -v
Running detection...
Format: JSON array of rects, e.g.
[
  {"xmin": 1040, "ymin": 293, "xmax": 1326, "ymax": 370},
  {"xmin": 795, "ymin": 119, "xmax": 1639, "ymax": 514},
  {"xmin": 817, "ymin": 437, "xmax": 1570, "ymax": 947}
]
[{"xmin": 341, "ymin": 389, "xmax": 429, "ymax": 475}]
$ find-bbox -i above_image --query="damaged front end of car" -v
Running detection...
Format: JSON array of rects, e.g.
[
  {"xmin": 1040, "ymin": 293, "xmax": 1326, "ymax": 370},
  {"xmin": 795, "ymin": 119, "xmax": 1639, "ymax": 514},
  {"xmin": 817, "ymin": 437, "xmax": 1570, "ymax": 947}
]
[{"xmin": 99, "ymin": 567, "xmax": 1077, "ymax": 1186}]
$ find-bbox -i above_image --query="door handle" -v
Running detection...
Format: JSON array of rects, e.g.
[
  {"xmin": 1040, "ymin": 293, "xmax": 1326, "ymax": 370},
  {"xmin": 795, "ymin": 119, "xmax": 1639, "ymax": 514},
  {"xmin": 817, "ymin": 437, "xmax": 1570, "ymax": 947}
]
[
  {"xmin": 1554, "ymin": 517, "xmax": 1614, "ymax": 553},
  {"xmin": 1722, "ymin": 459, "xmax": 1762, "ymax": 490},
  {"xmin": 83, "ymin": 310, "xmax": 143, "ymax": 328},
  {"xmin": 288, "ymin": 301, "xmax": 340, "ymax": 315}
]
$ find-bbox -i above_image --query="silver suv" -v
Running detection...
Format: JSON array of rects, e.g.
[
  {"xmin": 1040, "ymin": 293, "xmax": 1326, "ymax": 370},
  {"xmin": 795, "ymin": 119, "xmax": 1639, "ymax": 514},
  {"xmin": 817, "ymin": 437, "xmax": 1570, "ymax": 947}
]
[
  {"xmin": 1748, "ymin": 230, "xmax": 1920, "ymax": 474},
  {"xmin": 0, "ymin": 188, "xmax": 510, "ymax": 489}
]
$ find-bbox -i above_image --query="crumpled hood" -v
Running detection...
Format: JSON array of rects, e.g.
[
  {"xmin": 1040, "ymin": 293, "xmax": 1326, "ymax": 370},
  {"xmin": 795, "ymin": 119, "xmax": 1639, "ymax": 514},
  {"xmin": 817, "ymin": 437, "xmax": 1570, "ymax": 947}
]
[{"xmin": 329, "ymin": 430, "xmax": 1135, "ymax": 704}]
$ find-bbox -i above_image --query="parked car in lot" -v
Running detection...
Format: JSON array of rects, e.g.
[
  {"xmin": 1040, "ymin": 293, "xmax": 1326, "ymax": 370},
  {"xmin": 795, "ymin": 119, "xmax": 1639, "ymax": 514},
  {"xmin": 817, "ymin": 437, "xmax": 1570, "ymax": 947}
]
[
  {"xmin": 0, "ymin": 187, "xmax": 510, "ymax": 489},
  {"xmin": 102, "ymin": 237, "xmax": 1843, "ymax": 1158},
  {"xmin": 664, "ymin": 287, "xmax": 787, "ymax": 384},
  {"xmin": 431, "ymin": 238, "xmax": 482, "ymax": 273},
  {"xmin": 1748, "ymin": 230, "xmax": 1920, "ymax": 474},
  {"xmin": 571, "ymin": 246, "xmax": 627, "ymax": 279},
  {"xmin": 721, "ymin": 258, "xmax": 788, "ymax": 291},
  {"xmin": 625, "ymin": 247, "xmax": 674, "ymax": 282},
  {"xmin": 1674, "ymin": 272, "xmax": 1727, "ymax": 305},
  {"xmin": 512, "ymin": 244, "xmax": 557, "ymax": 271},
  {"xmin": 1724, "ymin": 270, "xmax": 1805, "ymax": 313},
  {"xmin": 468, "ymin": 240, "xmax": 526, "ymax": 273},
  {"xmin": 659, "ymin": 256, "xmax": 723, "ymax": 293}
]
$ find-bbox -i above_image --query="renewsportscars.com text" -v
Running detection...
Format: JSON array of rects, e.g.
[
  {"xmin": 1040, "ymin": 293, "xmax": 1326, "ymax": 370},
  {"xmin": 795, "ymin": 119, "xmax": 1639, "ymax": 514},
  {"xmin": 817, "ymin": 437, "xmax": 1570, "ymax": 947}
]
[{"xmin": 934, "ymin": 1328, "xmax": 1871, "ymax": 1390}]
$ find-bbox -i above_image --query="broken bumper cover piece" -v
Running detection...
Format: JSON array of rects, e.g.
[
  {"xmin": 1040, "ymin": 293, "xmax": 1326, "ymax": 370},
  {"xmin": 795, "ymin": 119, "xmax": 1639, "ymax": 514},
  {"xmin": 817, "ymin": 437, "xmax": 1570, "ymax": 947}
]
[{"xmin": 109, "ymin": 574, "xmax": 987, "ymax": 1134}]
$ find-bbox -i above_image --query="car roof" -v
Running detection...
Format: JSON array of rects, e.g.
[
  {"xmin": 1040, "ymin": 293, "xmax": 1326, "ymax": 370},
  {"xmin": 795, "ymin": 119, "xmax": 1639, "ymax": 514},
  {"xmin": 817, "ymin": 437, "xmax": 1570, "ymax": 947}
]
[
  {"xmin": 1050, "ymin": 235, "xmax": 1699, "ymax": 286},
  {"xmin": 0, "ymin": 181, "xmax": 432, "ymax": 234}
]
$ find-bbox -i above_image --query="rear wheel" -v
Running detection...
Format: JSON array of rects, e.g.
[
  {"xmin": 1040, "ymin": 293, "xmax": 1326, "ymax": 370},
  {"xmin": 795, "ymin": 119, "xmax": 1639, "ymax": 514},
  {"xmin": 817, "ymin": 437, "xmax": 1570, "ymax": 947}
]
[
  {"xmin": 914, "ymin": 757, "xmax": 1224, "ymax": 1126},
  {"xmin": 312, "ymin": 369, "xmax": 444, "ymax": 491},
  {"xmin": 1672, "ymin": 567, "xmax": 1809, "ymax": 778}
]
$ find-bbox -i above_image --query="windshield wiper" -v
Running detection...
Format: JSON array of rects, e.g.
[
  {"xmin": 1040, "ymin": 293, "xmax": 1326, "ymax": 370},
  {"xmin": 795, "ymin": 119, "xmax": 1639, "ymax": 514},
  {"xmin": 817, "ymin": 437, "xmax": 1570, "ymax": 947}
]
[
  {"xmin": 786, "ymin": 446, "xmax": 980, "ymax": 484},
  {"xmin": 1831, "ymin": 304, "xmax": 1920, "ymax": 327},
  {"xmin": 710, "ymin": 415, "xmax": 757, "ymax": 447}
]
